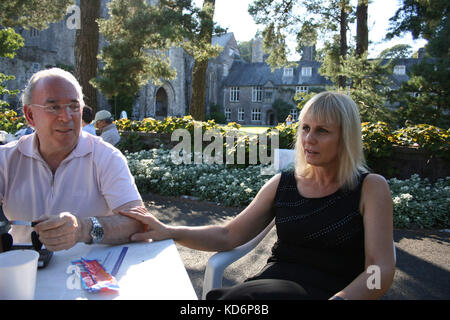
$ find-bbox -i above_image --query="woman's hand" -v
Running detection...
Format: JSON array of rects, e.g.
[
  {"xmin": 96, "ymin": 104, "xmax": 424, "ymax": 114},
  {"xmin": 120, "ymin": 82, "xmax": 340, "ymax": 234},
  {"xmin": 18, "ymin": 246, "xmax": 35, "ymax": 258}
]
[{"xmin": 119, "ymin": 206, "xmax": 172, "ymax": 242}]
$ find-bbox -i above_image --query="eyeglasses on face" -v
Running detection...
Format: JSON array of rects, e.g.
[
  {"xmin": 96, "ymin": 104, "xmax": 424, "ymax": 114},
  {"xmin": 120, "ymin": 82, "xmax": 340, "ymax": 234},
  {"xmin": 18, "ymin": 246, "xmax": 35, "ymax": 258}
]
[{"xmin": 30, "ymin": 102, "xmax": 81, "ymax": 115}]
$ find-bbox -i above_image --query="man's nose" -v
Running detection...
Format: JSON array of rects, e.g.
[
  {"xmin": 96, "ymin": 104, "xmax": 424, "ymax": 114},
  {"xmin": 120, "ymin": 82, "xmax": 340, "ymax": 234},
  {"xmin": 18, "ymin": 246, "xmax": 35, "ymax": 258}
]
[{"xmin": 58, "ymin": 106, "xmax": 73, "ymax": 121}]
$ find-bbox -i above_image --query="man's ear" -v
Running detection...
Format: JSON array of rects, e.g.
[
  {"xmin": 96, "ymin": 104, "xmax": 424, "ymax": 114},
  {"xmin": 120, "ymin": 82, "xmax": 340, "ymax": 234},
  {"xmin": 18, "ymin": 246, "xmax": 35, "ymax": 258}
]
[{"xmin": 23, "ymin": 105, "xmax": 35, "ymax": 127}]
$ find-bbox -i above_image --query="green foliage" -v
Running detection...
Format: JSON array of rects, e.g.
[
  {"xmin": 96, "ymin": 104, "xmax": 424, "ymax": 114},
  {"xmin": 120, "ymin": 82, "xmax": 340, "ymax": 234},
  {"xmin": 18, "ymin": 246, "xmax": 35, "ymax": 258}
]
[
  {"xmin": 392, "ymin": 124, "xmax": 450, "ymax": 160},
  {"xmin": 271, "ymin": 98, "xmax": 294, "ymax": 122},
  {"xmin": 207, "ymin": 103, "xmax": 226, "ymax": 124},
  {"xmin": 388, "ymin": 59, "xmax": 450, "ymax": 128},
  {"xmin": 386, "ymin": 0, "xmax": 449, "ymax": 128},
  {"xmin": 267, "ymin": 122, "xmax": 298, "ymax": 149},
  {"xmin": 116, "ymin": 132, "xmax": 147, "ymax": 154},
  {"xmin": 0, "ymin": 0, "xmax": 74, "ymax": 29},
  {"xmin": 237, "ymin": 40, "xmax": 252, "ymax": 63},
  {"xmin": 0, "ymin": 108, "xmax": 26, "ymax": 133}
]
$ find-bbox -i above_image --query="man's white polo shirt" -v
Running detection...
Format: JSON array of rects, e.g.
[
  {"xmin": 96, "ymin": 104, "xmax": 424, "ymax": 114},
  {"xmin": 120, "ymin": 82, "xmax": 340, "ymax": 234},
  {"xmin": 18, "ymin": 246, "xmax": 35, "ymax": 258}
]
[{"xmin": 0, "ymin": 130, "xmax": 141, "ymax": 242}]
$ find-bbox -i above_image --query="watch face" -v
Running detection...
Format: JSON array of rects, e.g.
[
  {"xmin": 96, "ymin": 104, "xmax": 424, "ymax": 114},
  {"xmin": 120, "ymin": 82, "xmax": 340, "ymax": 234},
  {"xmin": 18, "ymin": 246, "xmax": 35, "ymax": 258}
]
[{"xmin": 90, "ymin": 218, "xmax": 104, "ymax": 243}]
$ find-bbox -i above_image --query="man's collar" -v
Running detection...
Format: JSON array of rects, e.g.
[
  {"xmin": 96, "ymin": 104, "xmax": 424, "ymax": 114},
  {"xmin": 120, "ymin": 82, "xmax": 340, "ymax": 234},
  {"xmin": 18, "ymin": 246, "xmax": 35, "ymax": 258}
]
[{"xmin": 17, "ymin": 131, "xmax": 94, "ymax": 161}]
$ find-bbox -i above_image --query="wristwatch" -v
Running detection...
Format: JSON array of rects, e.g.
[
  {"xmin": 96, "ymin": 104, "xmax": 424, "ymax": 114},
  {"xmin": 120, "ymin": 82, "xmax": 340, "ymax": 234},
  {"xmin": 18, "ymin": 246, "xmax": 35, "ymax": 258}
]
[{"xmin": 89, "ymin": 217, "xmax": 104, "ymax": 244}]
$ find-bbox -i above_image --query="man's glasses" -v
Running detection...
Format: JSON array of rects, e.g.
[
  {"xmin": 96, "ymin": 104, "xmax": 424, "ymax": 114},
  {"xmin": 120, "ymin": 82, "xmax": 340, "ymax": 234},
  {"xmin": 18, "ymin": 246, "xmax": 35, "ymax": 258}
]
[{"xmin": 30, "ymin": 102, "xmax": 81, "ymax": 116}]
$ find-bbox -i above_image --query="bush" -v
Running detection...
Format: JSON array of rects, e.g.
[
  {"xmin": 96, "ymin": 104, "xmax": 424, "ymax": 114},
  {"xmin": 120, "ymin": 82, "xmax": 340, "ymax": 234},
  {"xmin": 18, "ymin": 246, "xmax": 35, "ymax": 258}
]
[{"xmin": 0, "ymin": 108, "xmax": 26, "ymax": 133}]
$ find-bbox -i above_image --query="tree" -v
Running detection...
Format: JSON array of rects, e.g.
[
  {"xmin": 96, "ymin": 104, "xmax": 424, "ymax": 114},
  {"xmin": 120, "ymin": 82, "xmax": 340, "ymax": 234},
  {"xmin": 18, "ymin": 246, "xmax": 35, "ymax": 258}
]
[
  {"xmin": 92, "ymin": 0, "xmax": 222, "ymax": 119},
  {"xmin": 0, "ymin": 0, "xmax": 74, "ymax": 108},
  {"xmin": 386, "ymin": 0, "xmax": 449, "ymax": 127},
  {"xmin": 0, "ymin": 28, "xmax": 24, "ymax": 107},
  {"xmin": 237, "ymin": 40, "xmax": 252, "ymax": 63},
  {"xmin": 355, "ymin": 0, "xmax": 368, "ymax": 57},
  {"xmin": 74, "ymin": 0, "xmax": 101, "ymax": 112},
  {"xmin": 249, "ymin": 0, "xmax": 353, "ymax": 87},
  {"xmin": 190, "ymin": 0, "xmax": 216, "ymax": 121}
]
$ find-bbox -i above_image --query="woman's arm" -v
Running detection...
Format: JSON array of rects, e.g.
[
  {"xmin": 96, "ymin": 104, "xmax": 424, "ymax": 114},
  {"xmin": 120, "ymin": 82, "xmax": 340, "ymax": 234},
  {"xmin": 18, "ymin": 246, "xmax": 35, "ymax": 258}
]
[
  {"xmin": 120, "ymin": 174, "xmax": 281, "ymax": 252},
  {"xmin": 330, "ymin": 174, "xmax": 396, "ymax": 300}
]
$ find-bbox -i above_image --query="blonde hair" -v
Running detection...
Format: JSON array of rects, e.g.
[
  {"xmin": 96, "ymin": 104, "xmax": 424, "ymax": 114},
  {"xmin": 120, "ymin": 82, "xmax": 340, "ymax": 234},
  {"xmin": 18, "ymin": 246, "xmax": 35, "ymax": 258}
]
[{"xmin": 294, "ymin": 91, "xmax": 367, "ymax": 190}]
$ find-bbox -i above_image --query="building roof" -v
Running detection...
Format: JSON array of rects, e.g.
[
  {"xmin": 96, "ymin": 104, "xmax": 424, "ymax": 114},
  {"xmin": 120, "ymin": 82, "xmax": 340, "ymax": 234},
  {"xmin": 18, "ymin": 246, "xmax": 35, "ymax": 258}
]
[{"xmin": 223, "ymin": 60, "xmax": 332, "ymax": 87}]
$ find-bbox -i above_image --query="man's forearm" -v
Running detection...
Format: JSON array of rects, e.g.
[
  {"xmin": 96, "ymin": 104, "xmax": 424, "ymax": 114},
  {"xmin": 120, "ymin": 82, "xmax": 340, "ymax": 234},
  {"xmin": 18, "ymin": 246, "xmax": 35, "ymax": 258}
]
[{"xmin": 78, "ymin": 200, "xmax": 145, "ymax": 245}]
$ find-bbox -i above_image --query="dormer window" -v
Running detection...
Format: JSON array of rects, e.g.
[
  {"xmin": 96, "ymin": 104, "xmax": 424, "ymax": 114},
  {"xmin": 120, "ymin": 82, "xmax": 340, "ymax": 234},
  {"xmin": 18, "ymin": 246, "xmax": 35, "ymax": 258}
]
[
  {"xmin": 301, "ymin": 67, "xmax": 312, "ymax": 77},
  {"xmin": 283, "ymin": 67, "xmax": 293, "ymax": 77},
  {"xmin": 394, "ymin": 65, "xmax": 406, "ymax": 75}
]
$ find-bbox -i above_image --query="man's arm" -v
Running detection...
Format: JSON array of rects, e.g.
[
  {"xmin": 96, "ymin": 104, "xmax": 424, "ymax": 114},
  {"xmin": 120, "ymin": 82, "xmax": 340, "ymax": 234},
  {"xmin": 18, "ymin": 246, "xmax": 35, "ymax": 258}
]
[{"xmin": 34, "ymin": 200, "xmax": 145, "ymax": 251}]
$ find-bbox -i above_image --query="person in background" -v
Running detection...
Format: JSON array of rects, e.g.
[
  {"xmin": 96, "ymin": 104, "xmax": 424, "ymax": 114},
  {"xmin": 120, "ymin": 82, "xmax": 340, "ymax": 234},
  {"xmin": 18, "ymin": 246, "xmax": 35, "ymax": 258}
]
[
  {"xmin": 0, "ymin": 68, "xmax": 145, "ymax": 250},
  {"xmin": 120, "ymin": 91, "xmax": 395, "ymax": 300},
  {"xmin": 285, "ymin": 114, "xmax": 293, "ymax": 125},
  {"xmin": 82, "ymin": 105, "xmax": 96, "ymax": 136},
  {"xmin": 93, "ymin": 110, "xmax": 121, "ymax": 146}
]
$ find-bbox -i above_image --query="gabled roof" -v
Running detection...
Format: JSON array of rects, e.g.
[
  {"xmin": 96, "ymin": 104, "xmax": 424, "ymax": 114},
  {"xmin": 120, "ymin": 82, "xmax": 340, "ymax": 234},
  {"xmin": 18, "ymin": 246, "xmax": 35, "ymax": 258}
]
[
  {"xmin": 212, "ymin": 33, "xmax": 234, "ymax": 48},
  {"xmin": 223, "ymin": 60, "xmax": 332, "ymax": 87}
]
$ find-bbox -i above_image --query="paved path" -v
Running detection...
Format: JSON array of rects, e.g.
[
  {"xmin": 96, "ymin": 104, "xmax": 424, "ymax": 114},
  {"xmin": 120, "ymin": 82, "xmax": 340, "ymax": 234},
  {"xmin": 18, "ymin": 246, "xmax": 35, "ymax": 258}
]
[{"xmin": 143, "ymin": 194, "xmax": 450, "ymax": 300}]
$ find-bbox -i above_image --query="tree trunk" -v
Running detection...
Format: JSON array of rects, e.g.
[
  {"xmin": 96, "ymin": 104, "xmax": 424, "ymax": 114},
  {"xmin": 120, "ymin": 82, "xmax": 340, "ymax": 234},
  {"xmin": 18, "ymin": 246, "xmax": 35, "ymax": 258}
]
[
  {"xmin": 74, "ymin": 0, "xmax": 101, "ymax": 112},
  {"xmin": 356, "ymin": 0, "xmax": 368, "ymax": 57},
  {"xmin": 189, "ymin": 0, "xmax": 215, "ymax": 121},
  {"xmin": 338, "ymin": 0, "xmax": 349, "ymax": 88}
]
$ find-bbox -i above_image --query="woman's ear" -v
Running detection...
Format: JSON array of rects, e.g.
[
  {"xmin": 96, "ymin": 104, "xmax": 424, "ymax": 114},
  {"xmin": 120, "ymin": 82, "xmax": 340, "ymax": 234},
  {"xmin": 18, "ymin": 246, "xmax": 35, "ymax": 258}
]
[{"xmin": 23, "ymin": 105, "xmax": 35, "ymax": 127}]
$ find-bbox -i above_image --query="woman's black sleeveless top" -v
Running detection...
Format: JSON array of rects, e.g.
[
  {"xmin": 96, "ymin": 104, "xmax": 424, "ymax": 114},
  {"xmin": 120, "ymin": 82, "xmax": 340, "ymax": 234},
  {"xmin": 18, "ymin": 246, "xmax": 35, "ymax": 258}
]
[{"xmin": 267, "ymin": 170, "xmax": 369, "ymax": 292}]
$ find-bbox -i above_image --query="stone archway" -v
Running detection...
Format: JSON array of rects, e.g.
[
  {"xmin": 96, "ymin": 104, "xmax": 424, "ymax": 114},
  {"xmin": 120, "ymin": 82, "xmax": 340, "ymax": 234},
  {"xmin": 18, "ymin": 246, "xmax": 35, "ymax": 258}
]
[
  {"xmin": 155, "ymin": 87, "xmax": 168, "ymax": 117},
  {"xmin": 266, "ymin": 110, "xmax": 276, "ymax": 126}
]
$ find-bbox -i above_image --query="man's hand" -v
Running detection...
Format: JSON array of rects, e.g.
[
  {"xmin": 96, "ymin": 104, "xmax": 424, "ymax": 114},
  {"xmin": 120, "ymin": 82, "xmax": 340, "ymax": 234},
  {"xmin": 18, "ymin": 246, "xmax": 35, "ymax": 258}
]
[{"xmin": 34, "ymin": 212, "xmax": 85, "ymax": 251}]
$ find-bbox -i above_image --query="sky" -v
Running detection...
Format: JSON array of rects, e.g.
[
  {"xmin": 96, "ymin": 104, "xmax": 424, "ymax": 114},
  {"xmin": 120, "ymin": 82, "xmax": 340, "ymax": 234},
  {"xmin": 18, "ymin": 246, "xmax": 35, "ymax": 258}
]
[{"xmin": 197, "ymin": 0, "xmax": 427, "ymax": 59}]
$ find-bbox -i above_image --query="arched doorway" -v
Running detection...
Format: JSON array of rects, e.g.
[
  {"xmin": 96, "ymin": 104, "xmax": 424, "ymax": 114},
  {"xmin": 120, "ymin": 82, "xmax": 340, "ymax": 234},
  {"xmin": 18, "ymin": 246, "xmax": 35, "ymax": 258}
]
[
  {"xmin": 266, "ymin": 111, "xmax": 276, "ymax": 126},
  {"xmin": 155, "ymin": 87, "xmax": 168, "ymax": 117}
]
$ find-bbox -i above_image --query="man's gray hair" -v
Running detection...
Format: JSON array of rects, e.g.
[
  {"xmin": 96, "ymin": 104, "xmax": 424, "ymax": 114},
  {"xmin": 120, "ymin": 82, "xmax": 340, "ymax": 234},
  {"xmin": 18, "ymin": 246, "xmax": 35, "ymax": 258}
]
[{"xmin": 21, "ymin": 67, "xmax": 84, "ymax": 106}]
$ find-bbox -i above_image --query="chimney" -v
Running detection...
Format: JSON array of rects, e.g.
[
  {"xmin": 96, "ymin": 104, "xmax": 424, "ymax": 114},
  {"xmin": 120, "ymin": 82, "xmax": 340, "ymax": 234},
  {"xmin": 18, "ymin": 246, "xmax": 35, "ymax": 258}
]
[
  {"xmin": 251, "ymin": 38, "xmax": 263, "ymax": 63},
  {"xmin": 301, "ymin": 45, "xmax": 315, "ymax": 61},
  {"xmin": 417, "ymin": 47, "xmax": 426, "ymax": 59}
]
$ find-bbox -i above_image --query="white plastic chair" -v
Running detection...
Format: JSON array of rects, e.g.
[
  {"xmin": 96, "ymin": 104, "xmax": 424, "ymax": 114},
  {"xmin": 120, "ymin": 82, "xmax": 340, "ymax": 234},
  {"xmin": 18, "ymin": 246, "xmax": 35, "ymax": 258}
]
[
  {"xmin": 202, "ymin": 219, "xmax": 276, "ymax": 300},
  {"xmin": 201, "ymin": 218, "xmax": 397, "ymax": 300}
]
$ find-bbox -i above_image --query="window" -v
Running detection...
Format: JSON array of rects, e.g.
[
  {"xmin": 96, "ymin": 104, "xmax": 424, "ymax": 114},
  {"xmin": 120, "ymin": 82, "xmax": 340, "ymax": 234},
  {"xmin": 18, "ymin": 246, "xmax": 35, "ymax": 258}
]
[
  {"xmin": 394, "ymin": 65, "xmax": 406, "ymax": 75},
  {"xmin": 238, "ymin": 108, "xmax": 245, "ymax": 121},
  {"xmin": 252, "ymin": 87, "xmax": 263, "ymax": 102},
  {"xmin": 290, "ymin": 108, "xmax": 298, "ymax": 121},
  {"xmin": 230, "ymin": 87, "xmax": 239, "ymax": 102},
  {"xmin": 251, "ymin": 108, "xmax": 261, "ymax": 121},
  {"xmin": 30, "ymin": 29, "xmax": 40, "ymax": 37},
  {"xmin": 295, "ymin": 86, "xmax": 309, "ymax": 94},
  {"xmin": 283, "ymin": 67, "xmax": 293, "ymax": 77},
  {"xmin": 264, "ymin": 89, "xmax": 273, "ymax": 103},
  {"xmin": 301, "ymin": 67, "xmax": 312, "ymax": 77},
  {"xmin": 225, "ymin": 108, "xmax": 231, "ymax": 121}
]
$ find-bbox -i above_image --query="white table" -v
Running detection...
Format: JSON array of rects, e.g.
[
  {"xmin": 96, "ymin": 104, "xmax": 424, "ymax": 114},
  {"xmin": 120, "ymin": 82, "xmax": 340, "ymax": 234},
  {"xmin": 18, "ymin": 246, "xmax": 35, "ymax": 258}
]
[{"xmin": 35, "ymin": 240, "xmax": 198, "ymax": 300}]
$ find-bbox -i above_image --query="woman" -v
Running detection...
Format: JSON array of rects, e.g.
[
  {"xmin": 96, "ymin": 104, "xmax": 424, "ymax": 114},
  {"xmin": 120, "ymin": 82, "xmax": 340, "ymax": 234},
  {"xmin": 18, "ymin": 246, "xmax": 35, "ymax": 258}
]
[
  {"xmin": 121, "ymin": 91, "xmax": 395, "ymax": 300},
  {"xmin": 285, "ymin": 114, "xmax": 293, "ymax": 125}
]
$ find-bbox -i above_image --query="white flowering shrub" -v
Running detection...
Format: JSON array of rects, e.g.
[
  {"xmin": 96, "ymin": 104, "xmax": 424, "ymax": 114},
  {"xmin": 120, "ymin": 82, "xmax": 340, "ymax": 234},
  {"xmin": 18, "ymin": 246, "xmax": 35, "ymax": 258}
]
[
  {"xmin": 125, "ymin": 148, "xmax": 270, "ymax": 207},
  {"xmin": 388, "ymin": 174, "xmax": 449, "ymax": 229},
  {"xmin": 126, "ymin": 149, "xmax": 449, "ymax": 229}
]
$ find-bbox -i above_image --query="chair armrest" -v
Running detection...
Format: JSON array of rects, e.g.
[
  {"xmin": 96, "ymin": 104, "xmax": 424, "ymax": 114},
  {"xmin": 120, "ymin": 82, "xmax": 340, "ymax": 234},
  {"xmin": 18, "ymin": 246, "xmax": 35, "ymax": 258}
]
[{"xmin": 202, "ymin": 219, "xmax": 275, "ymax": 299}]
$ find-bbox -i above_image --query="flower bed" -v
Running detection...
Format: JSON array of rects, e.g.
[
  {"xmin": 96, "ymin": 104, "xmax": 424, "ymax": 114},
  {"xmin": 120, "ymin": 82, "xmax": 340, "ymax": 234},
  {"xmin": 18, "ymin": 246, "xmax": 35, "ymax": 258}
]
[{"xmin": 126, "ymin": 148, "xmax": 449, "ymax": 229}]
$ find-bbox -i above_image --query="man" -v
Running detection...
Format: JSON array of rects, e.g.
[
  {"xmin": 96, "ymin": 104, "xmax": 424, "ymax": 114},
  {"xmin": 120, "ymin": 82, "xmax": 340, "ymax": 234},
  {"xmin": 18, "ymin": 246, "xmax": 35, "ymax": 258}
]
[
  {"xmin": 82, "ymin": 105, "xmax": 96, "ymax": 136},
  {"xmin": 0, "ymin": 68, "xmax": 144, "ymax": 251},
  {"xmin": 93, "ymin": 110, "xmax": 121, "ymax": 146}
]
